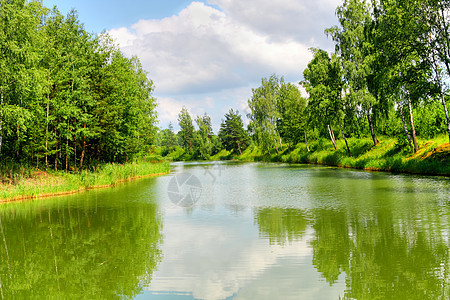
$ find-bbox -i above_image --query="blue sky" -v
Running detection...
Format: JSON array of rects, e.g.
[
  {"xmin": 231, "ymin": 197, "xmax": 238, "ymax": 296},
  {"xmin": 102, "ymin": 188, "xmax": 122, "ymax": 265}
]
[
  {"xmin": 42, "ymin": 0, "xmax": 340, "ymax": 132},
  {"xmin": 42, "ymin": 0, "xmax": 210, "ymax": 33}
]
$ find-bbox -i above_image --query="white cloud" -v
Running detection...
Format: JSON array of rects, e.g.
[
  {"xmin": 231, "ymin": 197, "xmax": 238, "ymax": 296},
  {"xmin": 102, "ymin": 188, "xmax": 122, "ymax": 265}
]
[
  {"xmin": 108, "ymin": 0, "xmax": 339, "ymax": 128},
  {"xmin": 206, "ymin": 0, "xmax": 341, "ymax": 45},
  {"xmin": 109, "ymin": 1, "xmax": 319, "ymax": 95},
  {"xmin": 157, "ymin": 97, "xmax": 185, "ymax": 126},
  {"xmin": 145, "ymin": 217, "xmax": 337, "ymax": 300}
]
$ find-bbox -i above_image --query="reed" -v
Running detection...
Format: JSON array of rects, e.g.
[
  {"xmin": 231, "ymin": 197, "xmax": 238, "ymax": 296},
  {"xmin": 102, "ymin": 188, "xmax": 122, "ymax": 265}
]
[{"xmin": 0, "ymin": 161, "xmax": 170, "ymax": 202}]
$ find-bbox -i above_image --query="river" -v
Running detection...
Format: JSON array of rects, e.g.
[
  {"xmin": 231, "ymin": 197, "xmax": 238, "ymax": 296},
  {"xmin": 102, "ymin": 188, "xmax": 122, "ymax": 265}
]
[{"xmin": 0, "ymin": 162, "xmax": 449, "ymax": 299}]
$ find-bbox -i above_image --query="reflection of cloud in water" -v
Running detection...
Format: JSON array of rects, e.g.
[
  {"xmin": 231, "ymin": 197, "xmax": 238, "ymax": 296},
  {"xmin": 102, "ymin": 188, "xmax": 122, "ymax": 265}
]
[{"xmin": 144, "ymin": 215, "xmax": 344, "ymax": 300}]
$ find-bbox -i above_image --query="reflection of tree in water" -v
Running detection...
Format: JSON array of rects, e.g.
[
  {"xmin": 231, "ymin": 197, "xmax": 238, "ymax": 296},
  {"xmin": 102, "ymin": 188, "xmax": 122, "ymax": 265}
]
[
  {"xmin": 0, "ymin": 194, "xmax": 162, "ymax": 299},
  {"xmin": 254, "ymin": 207, "xmax": 308, "ymax": 246},
  {"xmin": 310, "ymin": 209, "xmax": 351, "ymax": 285},
  {"xmin": 310, "ymin": 205, "xmax": 450, "ymax": 299}
]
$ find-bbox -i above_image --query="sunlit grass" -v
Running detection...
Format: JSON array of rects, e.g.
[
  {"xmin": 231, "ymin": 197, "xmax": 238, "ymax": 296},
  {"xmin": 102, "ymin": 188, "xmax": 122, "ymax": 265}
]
[
  {"xmin": 239, "ymin": 135, "xmax": 450, "ymax": 176},
  {"xmin": 0, "ymin": 161, "xmax": 170, "ymax": 201}
]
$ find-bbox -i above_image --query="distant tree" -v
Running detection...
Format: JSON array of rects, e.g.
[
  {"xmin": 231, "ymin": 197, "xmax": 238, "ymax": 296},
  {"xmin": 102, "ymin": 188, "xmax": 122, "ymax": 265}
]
[
  {"xmin": 177, "ymin": 107, "xmax": 195, "ymax": 153},
  {"xmin": 160, "ymin": 122, "xmax": 178, "ymax": 154},
  {"xmin": 248, "ymin": 75, "xmax": 282, "ymax": 154},
  {"xmin": 219, "ymin": 109, "xmax": 249, "ymax": 155},
  {"xmin": 276, "ymin": 82, "xmax": 307, "ymax": 152},
  {"xmin": 194, "ymin": 113, "xmax": 213, "ymax": 159}
]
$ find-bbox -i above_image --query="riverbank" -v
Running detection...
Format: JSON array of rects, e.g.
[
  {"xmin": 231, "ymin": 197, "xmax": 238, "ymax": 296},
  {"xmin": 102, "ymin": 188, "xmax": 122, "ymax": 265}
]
[
  {"xmin": 238, "ymin": 135, "xmax": 450, "ymax": 176},
  {"xmin": 0, "ymin": 161, "xmax": 170, "ymax": 202}
]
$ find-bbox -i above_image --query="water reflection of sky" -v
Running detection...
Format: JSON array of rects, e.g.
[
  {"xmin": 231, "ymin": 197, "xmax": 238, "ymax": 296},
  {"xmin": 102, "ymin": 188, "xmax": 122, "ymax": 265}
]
[
  {"xmin": 141, "ymin": 213, "xmax": 345, "ymax": 300},
  {"xmin": 138, "ymin": 162, "xmax": 450, "ymax": 300},
  {"xmin": 140, "ymin": 163, "xmax": 346, "ymax": 299}
]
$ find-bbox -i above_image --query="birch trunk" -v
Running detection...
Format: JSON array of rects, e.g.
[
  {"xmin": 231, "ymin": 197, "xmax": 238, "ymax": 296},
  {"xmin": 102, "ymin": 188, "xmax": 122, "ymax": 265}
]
[
  {"xmin": 400, "ymin": 105, "xmax": 412, "ymax": 149},
  {"xmin": 305, "ymin": 131, "xmax": 310, "ymax": 152},
  {"xmin": 45, "ymin": 95, "xmax": 49, "ymax": 167},
  {"xmin": 274, "ymin": 138, "xmax": 279, "ymax": 154},
  {"xmin": 408, "ymin": 96, "xmax": 418, "ymax": 153},
  {"xmin": 328, "ymin": 124, "xmax": 337, "ymax": 150}
]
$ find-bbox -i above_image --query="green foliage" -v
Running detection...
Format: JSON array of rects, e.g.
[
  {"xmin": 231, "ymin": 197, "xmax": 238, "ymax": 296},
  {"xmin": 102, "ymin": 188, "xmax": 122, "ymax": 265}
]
[
  {"xmin": 255, "ymin": 207, "xmax": 308, "ymax": 246},
  {"xmin": 302, "ymin": 49, "xmax": 344, "ymax": 136},
  {"xmin": 194, "ymin": 113, "xmax": 213, "ymax": 160},
  {"xmin": 239, "ymin": 136, "xmax": 449, "ymax": 176},
  {"xmin": 414, "ymin": 101, "xmax": 448, "ymax": 138},
  {"xmin": 0, "ymin": 181, "xmax": 163, "ymax": 298},
  {"xmin": 0, "ymin": 2, "xmax": 157, "ymax": 171},
  {"xmin": 219, "ymin": 109, "xmax": 249, "ymax": 155},
  {"xmin": 165, "ymin": 146, "xmax": 185, "ymax": 161},
  {"xmin": 248, "ymin": 75, "xmax": 282, "ymax": 152},
  {"xmin": 177, "ymin": 107, "xmax": 195, "ymax": 153},
  {"xmin": 158, "ymin": 122, "xmax": 179, "ymax": 156},
  {"xmin": 277, "ymin": 82, "xmax": 307, "ymax": 145}
]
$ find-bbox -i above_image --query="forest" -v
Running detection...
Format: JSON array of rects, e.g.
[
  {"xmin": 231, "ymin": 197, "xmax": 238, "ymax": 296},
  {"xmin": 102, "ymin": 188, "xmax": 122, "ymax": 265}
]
[
  {"xmin": 0, "ymin": 0, "xmax": 157, "ymax": 172},
  {"xmin": 157, "ymin": 0, "xmax": 450, "ymax": 168},
  {"xmin": 1, "ymin": 0, "xmax": 450, "ymax": 180}
]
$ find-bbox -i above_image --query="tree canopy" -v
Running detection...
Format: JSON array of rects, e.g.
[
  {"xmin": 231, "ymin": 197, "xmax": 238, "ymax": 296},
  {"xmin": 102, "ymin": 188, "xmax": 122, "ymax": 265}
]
[{"xmin": 0, "ymin": 0, "xmax": 157, "ymax": 170}]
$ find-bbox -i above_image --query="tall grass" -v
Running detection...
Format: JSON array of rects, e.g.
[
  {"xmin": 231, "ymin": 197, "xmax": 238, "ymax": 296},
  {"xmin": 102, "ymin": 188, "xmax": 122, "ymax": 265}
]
[{"xmin": 0, "ymin": 160, "xmax": 170, "ymax": 201}]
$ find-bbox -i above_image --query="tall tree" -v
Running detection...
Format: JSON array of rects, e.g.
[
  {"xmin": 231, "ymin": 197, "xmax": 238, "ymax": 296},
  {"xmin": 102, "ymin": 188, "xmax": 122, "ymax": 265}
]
[
  {"xmin": 248, "ymin": 75, "xmax": 283, "ymax": 154},
  {"xmin": 219, "ymin": 109, "xmax": 249, "ymax": 155},
  {"xmin": 276, "ymin": 82, "xmax": 307, "ymax": 152},
  {"xmin": 194, "ymin": 113, "xmax": 213, "ymax": 159},
  {"xmin": 374, "ymin": 0, "xmax": 435, "ymax": 152},
  {"xmin": 0, "ymin": 0, "xmax": 46, "ymax": 157},
  {"xmin": 302, "ymin": 49, "xmax": 345, "ymax": 152},
  {"xmin": 177, "ymin": 107, "xmax": 195, "ymax": 153},
  {"xmin": 413, "ymin": 0, "xmax": 450, "ymax": 143},
  {"xmin": 160, "ymin": 122, "xmax": 178, "ymax": 153},
  {"xmin": 326, "ymin": 0, "xmax": 381, "ymax": 146},
  {"xmin": 0, "ymin": 3, "xmax": 158, "ymax": 169}
]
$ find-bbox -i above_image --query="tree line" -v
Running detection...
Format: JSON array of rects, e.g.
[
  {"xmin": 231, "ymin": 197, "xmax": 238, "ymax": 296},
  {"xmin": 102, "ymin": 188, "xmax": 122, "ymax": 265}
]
[
  {"xmin": 159, "ymin": 0, "xmax": 450, "ymax": 159},
  {"xmin": 4, "ymin": 0, "xmax": 449, "ymax": 168},
  {"xmin": 0, "ymin": 0, "xmax": 157, "ymax": 171},
  {"xmin": 302, "ymin": 0, "xmax": 450, "ymax": 154},
  {"xmin": 156, "ymin": 107, "xmax": 250, "ymax": 160}
]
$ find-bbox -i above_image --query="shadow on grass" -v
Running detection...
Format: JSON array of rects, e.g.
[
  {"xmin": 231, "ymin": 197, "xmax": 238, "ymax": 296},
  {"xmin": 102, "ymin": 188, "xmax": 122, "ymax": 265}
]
[{"xmin": 350, "ymin": 140, "xmax": 374, "ymax": 158}]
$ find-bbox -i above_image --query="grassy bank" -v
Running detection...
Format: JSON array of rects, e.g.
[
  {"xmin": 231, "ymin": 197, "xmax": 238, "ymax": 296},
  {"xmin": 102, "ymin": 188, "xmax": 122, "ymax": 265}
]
[
  {"xmin": 238, "ymin": 135, "xmax": 450, "ymax": 176},
  {"xmin": 0, "ymin": 160, "xmax": 170, "ymax": 202}
]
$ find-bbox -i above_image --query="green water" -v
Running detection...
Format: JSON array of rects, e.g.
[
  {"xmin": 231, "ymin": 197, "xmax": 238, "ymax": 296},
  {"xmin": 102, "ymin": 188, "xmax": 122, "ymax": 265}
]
[{"xmin": 0, "ymin": 162, "xmax": 449, "ymax": 299}]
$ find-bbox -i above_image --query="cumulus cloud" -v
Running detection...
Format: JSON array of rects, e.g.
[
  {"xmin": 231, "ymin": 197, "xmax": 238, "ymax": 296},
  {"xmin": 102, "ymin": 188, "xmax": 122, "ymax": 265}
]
[
  {"xmin": 109, "ymin": 1, "xmax": 324, "ymax": 94},
  {"xmin": 108, "ymin": 0, "xmax": 339, "ymax": 128},
  {"xmin": 207, "ymin": 0, "xmax": 341, "ymax": 45},
  {"xmin": 145, "ymin": 217, "xmax": 323, "ymax": 300}
]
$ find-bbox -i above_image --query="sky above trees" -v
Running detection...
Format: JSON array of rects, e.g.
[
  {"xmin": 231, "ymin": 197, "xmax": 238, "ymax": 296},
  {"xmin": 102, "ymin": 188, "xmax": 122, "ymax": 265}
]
[{"xmin": 42, "ymin": 0, "xmax": 340, "ymax": 131}]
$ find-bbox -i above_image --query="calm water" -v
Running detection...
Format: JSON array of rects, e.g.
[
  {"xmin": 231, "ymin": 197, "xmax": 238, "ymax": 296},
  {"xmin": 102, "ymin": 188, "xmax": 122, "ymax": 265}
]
[{"xmin": 0, "ymin": 162, "xmax": 449, "ymax": 299}]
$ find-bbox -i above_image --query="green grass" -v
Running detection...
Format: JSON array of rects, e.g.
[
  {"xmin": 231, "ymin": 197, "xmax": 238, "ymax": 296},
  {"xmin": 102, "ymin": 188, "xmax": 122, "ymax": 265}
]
[
  {"xmin": 239, "ymin": 135, "xmax": 450, "ymax": 176},
  {"xmin": 0, "ymin": 160, "xmax": 170, "ymax": 201},
  {"xmin": 210, "ymin": 149, "xmax": 233, "ymax": 160}
]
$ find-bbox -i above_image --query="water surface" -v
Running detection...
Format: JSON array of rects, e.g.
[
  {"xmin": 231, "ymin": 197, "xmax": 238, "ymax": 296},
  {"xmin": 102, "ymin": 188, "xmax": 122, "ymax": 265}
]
[{"xmin": 0, "ymin": 162, "xmax": 449, "ymax": 299}]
